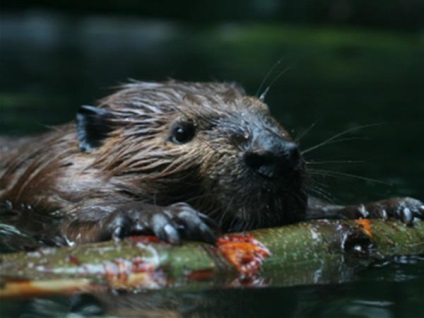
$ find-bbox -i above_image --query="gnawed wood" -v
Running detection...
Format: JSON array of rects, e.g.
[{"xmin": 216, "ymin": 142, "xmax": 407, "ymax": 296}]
[{"xmin": 1, "ymin": 219, "xmax": 423, "ymax": 297}]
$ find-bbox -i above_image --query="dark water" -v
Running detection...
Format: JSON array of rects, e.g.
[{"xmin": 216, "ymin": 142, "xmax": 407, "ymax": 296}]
[
  {"xmin": 1, "ymin": 11, "xmax": 423, "ymax": 318},
  {"xmin": 2, "ymin": 257, "xmax": 424, "ymax": 318}
]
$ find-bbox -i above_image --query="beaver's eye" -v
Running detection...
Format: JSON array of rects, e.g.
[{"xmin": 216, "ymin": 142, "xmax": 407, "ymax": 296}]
[{"xmin": 170, "ymin": 122, "xmax": 195, "ymax": 144}]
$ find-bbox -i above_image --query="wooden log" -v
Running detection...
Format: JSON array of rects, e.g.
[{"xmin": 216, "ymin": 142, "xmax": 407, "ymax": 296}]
[{"xmin": 1, "ymin": 219, "xmax": 423, "ymax": 297}]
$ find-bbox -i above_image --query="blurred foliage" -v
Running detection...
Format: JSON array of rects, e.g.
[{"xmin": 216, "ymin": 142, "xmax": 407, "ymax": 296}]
[
  {"xmin": 1, "ymin": 0, "xmax": 424, "ymax": 30},
  {"xmin": 1, "ymin": 23, "xmax": 422, "ymax": 134}
]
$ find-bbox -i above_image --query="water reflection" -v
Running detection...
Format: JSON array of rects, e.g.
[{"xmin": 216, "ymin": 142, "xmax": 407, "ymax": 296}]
[
  {"xmin": 1, "ymin": 256, "xmax": 423, "ymax": 317},
  {"xmin": 4, "ymin": 260, "xmax": 424, "ymax": 318}
]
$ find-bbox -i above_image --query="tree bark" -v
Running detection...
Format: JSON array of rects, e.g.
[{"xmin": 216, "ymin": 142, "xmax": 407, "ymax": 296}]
[{"xmin": 1, "ymin": 219, "xmax": 423, "ymax": 297}]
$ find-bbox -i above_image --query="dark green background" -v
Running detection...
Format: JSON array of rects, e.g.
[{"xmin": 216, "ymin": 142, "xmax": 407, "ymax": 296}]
[{"xmin": 0, "ymin": 1, "xmax": 423, "ymax": 317}]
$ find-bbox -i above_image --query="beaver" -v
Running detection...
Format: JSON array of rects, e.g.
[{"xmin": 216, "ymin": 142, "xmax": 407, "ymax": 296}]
[{"xmin": 0, "ymin": 80, "xmax": 423, "ymax": 248}]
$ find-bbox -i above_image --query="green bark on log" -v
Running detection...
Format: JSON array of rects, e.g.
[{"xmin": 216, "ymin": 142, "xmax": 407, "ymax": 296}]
[{"xmin": 0, "ymin": 219, "xmax": 423, "ymax": 297}]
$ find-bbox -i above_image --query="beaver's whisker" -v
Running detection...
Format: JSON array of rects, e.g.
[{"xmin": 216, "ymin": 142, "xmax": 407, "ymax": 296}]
[
  {"xmin": 307, "ymin": 184, "xmax": 335, "ymax": 203},
  {"xmin": 295, "ymin": 120, "xmax": 320, "ymax": 142},
  {"xmin": 260, "ymin": 65, "xmax": 294, "ymax": 102},
  {"xmin": 308, "ymin": 168, "xmax": 388, "ymax": 185},
  {"xmin": 220, "ymin": 195, "xmax": 238, "ymax": 227},
  {"xmin": 256, "ymin": 58, "xmax": 294, "ymax": 102},
  {"xmin": 301, "ymin": 123, "xmax": 382, "ymax": 155},
  {"xmin": 256, "ymin": 58, "xmax": 284, "ymax": 98},
  {"xmin": 205, "ymin": 206, "xmax": 223, "ymax": 225},
  {"xmin": 306, "ymin": 160, "xmax": 364, "ymax": 165},
  {"xmin": 303, "ymin": 137, "xmax": 366, "ymax": 156}
]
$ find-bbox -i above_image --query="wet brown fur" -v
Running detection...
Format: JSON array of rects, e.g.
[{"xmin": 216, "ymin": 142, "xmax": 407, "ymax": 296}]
[{"xmin": 0, "ymin": 81, "xmax": 307, "ymax": 243}]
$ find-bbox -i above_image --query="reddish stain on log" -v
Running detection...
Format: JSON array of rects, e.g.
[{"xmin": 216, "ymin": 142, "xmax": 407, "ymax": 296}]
[
  {"xmin": 185, "ymin": 268, "xmax": 215, "ymax": 281},
  {"xmin": 129, "ymin": 235, "xmax": 160, "ymax": 243},
  {"xmin": 355, "ymin": 219, "xmax": 373, "ymax": 238},
  {"xmin": 103, "ymin": 257, "xmax": 157, "ymax": 284},
  {"xmin": 131, "ymin": 257, "xmax": 156, "ymax": 272},
  {"xmin": 68, "ymin": 255, "xmax": 81, "ymax": 266},
  {"xmin": 0, "ymin": 257, "xmax": 166, "ymax": 297},
  {"xmin": 0, "ymin": 279, "xmax": 98, "ymax": 298},
  {"xmin": 217, "ymin": 233, "xmax": 271, "ymax": 276}
]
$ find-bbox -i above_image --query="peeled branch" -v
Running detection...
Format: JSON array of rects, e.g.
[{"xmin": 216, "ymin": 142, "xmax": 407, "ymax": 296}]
[{"xmin": 1, "ymin": 219, "xmax": 423, "ymax": 298}]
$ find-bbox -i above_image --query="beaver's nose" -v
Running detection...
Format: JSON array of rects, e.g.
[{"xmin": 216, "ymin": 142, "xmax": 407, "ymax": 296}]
[{"xmin": 244, "ymin": 136, "xmax": 301, "ymax": 179}]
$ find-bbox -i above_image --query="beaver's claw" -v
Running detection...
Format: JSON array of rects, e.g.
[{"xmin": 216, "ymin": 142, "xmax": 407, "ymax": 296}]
[
  {"xmin": 386, "ymin": 197, "xmax": 424, "ymax": 225},
  {"xmin": 357, "ymin": 197, "xmax": 424, "ymax": 225},
  {"xmin": 100, "ymin": 202, "xmax": 217, "ymax": 244},
  {"xmin": 306, "ymin": 196, "xmax": 424, "ymax": 225}
]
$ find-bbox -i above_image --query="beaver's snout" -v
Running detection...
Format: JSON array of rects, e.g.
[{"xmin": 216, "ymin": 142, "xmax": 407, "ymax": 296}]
[{"xmin": 243, "ymin": 134, "xmax": 301, "ymax": 180}]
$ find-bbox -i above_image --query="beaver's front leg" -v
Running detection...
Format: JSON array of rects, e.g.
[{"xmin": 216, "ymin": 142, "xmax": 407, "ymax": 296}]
[
  {"xmin": 306, "ymin": 197, "xmax": 424, "ymax": 224},
  {"xmin": 62, "ymin": 202, "xmax": 217, "ymax": 245}
]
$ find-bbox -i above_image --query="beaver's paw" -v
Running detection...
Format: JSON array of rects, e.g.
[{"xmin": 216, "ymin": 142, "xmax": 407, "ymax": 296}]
[
  {"xmin": 386, "ymin": 197, "xmax": 424, "ymax": 225},
  {"xmin": 362, "ymin": 197, "xmax": 424, "ymax": 225},
  {"xmin": 100, "ymin": 202, "xmax": 217, "ymax": 244}
]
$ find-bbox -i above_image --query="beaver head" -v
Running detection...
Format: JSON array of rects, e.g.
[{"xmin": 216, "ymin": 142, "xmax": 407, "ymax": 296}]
[{"xmin": 76, "ymin": 81, "xmax": 307, "ymax": 232}]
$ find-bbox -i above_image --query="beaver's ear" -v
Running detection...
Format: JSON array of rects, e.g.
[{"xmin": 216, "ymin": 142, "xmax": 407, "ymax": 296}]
[{"xmin": 76, "ymin": 105, "xmax": 114, "ymax": 152}]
